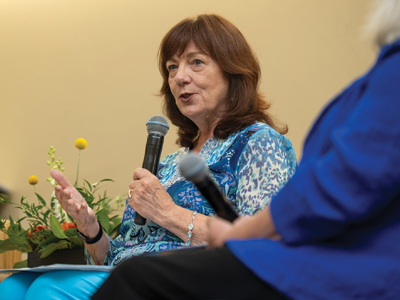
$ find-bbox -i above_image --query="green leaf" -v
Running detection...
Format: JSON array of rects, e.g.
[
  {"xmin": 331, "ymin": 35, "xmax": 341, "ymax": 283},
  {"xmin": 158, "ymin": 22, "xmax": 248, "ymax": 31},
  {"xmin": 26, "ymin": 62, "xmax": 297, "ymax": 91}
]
[
  {"xmin": 37, "ymin": 232, "xmax": 61, "ymax": 248},
  {"xmin": 0, "ymin": 239, "xmax": 20, "ymax": 254},
  {"xmin": 67, "ymin": 235, "xmax": 84, "ymax": 249},
  {"xmin": 50, "ymin": 215, "xmax": 68, "ymax": 239},
  {"xmin": 14, "ymin": 259, "xmax": 28, "ymax": 269},
  {"xmin": 61, "ymin": 228, "xmax": 83, "ymax": 248},
  {"xmin": 63, "ymin": 228, "xmax": 77, "ymax": 237},
  {"xmin": 0, "ymin": 221, "xmax": 5, "ymax": 231},
  {"xmin": 1, "ymin": 227, "xmax": 32, "ymax": 253},
  {"xmin": 83, "ymin": 179, "xmax": 93, "ymax": 192},
  {"xmin": 41, "ymin": 210, "xmax": 51, "ymax": 224},
  {"xmin": 0, "ymin": 193, "xmax": 11, "ymax": 204},
  {"xmin": 98, "ymin": 179, "xmax": 115, "ymax": 183},
  {"xmin": 40, "ymin": 240, "xmax": 70, "ymax": 258},
  {"xmin": 108, "ymin": 215, "xmax": 122, "ymax": 239},
  {"xmin": 20, "ymin": 196, "xmax": 27, "ymax": 204},
  {"xmin": 35, "ymin": 193, "xmax": 46, "ymax": 206},
  {"xmin": 97, "ymin": 210, "xmax": 110, "ymax": 234},
  {"xmin": 16, "ymin": 216, "xmax": 27, "ymax": 224},
  {"xmin": 109, "ymin": 215, "xmax": 122, "ymax": 229}
]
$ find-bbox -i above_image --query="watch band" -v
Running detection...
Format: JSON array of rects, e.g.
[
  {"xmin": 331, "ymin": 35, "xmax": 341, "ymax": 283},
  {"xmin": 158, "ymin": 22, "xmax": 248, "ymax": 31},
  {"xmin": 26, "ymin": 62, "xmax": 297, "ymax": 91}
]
[{"xmin": 77, "ymin": 219, "xmax": 104, "ymax": 245}]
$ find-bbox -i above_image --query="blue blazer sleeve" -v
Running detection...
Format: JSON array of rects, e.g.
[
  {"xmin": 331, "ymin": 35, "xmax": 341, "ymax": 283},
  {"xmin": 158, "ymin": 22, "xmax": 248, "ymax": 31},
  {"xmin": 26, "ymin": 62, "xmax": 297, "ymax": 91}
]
[{"xmin": 271, "ymin": 51, "xmax": 400, "ymax": 244}]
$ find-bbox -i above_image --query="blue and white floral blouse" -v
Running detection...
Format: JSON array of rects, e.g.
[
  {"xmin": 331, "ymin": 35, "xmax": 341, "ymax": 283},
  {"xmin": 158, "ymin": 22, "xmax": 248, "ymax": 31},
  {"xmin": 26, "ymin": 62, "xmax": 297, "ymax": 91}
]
[{"xmin": 99, "ymin": 122, "xmax": 297, "ymax": 266}]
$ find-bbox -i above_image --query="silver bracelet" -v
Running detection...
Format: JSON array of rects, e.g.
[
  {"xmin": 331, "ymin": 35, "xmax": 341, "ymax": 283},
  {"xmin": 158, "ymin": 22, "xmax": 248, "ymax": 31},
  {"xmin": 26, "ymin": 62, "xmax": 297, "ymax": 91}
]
[{"xmin": 186, "ymin": 211, "xmax": 198, "ymax": 246}]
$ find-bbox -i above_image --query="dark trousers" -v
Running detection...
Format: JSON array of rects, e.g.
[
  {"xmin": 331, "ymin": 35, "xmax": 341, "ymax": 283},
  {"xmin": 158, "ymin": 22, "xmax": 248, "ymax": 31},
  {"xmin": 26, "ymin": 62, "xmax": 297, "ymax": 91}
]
[{"xmin": 92, "ymin": 245, "xmax": 288, "ymax": 300}]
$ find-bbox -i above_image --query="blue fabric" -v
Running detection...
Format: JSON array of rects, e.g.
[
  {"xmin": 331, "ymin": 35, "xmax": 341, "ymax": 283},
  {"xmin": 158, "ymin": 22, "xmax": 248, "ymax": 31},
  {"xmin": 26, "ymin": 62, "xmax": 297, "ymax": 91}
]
[
  {"xmin": 0, "ymin": 272, "xmax": 40, "ymax": 300},
  {"xmin": 227, "ymin": 38, "xmax": 400, "ymax": 300},
  {"xmin": 0, "ymin": 271, "xmax": 109, "ymax": 300},
  {"xmin": 103, "ymin": 122, "xmax": 297, "ymax": 265}
]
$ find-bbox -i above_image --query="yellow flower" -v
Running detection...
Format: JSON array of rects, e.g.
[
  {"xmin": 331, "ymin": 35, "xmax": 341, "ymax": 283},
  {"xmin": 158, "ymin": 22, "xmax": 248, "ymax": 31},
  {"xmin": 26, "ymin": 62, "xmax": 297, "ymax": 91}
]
[
  {"xmin": 74, "ymin": 138, "xmax": 87, "ymax": 150},
  {"xmin": 28, "ymin": 175, "xmax": 39, "ymax": 185}
]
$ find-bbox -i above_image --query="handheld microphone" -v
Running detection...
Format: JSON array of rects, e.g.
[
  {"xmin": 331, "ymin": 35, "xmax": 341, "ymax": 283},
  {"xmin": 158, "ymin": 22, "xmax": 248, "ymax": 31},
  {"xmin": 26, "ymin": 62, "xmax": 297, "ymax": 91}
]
[
  {"xmin": 134, "ymin": 115, "xmax": 169, "ymax": 225},
  {"xmin": 179, "ymin": 152, "xmax": 238, "ymax": 222}
]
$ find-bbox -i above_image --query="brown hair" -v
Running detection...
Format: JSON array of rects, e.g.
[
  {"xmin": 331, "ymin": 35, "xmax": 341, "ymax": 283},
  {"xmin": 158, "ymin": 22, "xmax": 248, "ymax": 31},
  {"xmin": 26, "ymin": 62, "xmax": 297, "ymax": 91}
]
[{"xmin": 158, "ymin": 14, "xmax": 288, "ymax": 148}]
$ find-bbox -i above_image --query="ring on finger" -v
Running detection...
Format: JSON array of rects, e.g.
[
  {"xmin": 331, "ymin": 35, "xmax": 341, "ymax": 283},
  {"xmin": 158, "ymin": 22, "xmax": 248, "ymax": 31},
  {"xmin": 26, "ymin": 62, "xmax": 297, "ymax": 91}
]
[{"xmin": 128, "ymin": 189, "xmax": 132, "ymax": 198}]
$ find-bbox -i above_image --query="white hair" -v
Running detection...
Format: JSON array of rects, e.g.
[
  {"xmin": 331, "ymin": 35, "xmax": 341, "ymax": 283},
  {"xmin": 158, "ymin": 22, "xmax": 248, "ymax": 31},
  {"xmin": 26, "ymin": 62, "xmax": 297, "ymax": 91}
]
[{"xmin": 365, "ymin": 0, "xmax": 400, "ymax": 47}]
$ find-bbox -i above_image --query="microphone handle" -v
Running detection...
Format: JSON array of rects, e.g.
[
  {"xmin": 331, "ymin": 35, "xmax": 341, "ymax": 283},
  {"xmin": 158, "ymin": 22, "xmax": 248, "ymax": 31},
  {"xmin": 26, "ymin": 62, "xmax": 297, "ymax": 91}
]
[
  {"xmin": 134, "ymin": 134, "xmax": 164, "ymax": 225},
  {"xmin": 194, "ymin": 176, "xmax": 238, "ymax": 222}
]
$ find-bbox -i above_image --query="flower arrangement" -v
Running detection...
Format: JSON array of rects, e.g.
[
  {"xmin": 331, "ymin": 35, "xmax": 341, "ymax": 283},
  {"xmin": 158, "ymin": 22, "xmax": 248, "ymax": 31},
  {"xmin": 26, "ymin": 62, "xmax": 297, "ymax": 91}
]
[{"xmin": 0, "ymin": 139, "xmax": 124, "ymax": 268}]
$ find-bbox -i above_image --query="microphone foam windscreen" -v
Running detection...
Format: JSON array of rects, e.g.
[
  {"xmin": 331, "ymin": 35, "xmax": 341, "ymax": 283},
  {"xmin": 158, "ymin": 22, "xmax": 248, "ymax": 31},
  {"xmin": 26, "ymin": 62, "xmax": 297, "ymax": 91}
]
[
  {"xmin": 146, "ymin": 115, "xmax": 169, "ymax": 136},
  {"xmin": 179, "ymin": 152, "xmax": 207, "ymax": 183}
]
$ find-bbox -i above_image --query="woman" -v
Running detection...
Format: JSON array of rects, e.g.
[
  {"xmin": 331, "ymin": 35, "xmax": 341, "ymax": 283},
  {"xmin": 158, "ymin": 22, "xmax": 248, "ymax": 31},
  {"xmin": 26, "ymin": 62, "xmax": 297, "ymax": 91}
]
[
  {"xmin": 85, "ymin": 13, "xmax": 296, "ymax": 266},
  {"xmin": 0, "ymin": 14, "xmax": 296, "ymax": 299},
  {"xmin": 92, "ymin": 1, "xmax": 400, "ymax": 299}
]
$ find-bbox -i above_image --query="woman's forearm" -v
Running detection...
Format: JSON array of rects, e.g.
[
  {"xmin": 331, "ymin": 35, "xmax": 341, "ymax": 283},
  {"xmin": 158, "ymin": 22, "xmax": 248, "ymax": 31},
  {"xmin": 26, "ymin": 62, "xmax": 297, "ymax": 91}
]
[
  {"xmin": 208, "ymin": 207, "xmax": 281, "ymax": 248},
  {"xmin": 157, "ymin": 205, "xmax": 211, "ymax": 245},
  {"xmin": 236, "ymin": 208, "xmax": 281, "ymax": 240},
  {"xmin": 158, "ymin": 204, "xmax": 280, "ymax": 246},
  {"xmin": 79, "ymin": 222, "xmax": 111, "ymax": 265},
  {"xmin": 85, "ymin": 235, "xmax": 110, "ymax": 265}
]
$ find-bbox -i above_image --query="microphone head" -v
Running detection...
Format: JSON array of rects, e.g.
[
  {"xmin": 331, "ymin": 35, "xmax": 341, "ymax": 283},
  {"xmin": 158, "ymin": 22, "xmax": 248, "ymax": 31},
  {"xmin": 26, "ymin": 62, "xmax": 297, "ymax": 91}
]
[
  {"xmin": 146, "ymin": 115, "xmax": 169, "ymax": 136},
  {"xmin": 179, "ymin": 152, "xmax": 207, "ymax": 183}
]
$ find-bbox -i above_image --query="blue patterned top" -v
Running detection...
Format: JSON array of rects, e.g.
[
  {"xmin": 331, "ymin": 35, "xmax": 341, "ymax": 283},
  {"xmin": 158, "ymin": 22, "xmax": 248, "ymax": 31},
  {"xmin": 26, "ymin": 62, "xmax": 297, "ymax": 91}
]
[{"xmin": 95, "ymin": 122, "xmax": 296, "ymax": 266}]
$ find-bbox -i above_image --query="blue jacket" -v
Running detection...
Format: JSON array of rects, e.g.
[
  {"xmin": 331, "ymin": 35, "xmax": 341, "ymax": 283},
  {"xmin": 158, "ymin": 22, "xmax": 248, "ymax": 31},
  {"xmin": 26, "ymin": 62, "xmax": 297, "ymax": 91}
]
[{"xmin": 227, "ymin": 38, "xmax": 400, "ymax": 300}]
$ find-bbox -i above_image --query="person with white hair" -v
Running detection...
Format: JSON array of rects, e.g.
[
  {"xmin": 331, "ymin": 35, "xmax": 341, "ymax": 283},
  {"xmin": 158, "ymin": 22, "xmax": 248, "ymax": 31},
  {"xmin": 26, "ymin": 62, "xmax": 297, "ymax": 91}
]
[{"xmin": 91, "ymin": 1, "xmax": 400, "ymax": 299}]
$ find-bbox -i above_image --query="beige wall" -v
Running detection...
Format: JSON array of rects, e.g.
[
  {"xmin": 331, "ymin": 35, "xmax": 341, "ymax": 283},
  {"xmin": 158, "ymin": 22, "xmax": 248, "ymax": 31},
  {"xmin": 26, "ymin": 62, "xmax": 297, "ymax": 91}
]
[{"xmin": 0, "ymin": 0, "xmax": 375, "ymax": 217}]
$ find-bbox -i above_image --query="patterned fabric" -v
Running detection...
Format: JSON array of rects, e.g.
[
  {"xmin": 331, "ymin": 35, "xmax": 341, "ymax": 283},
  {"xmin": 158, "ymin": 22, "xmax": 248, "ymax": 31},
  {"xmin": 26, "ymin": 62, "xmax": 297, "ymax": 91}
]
[{"xmin": 90, "ymin": 122, "xmax": 296, "ymax": 266}]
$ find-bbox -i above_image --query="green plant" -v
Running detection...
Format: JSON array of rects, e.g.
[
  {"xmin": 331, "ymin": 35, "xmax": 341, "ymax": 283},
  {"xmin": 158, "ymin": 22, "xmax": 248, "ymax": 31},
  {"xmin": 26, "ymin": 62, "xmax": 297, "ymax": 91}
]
[{"xmin": 0, "ymin": 141, "xmax": 124, "ymax": 267}]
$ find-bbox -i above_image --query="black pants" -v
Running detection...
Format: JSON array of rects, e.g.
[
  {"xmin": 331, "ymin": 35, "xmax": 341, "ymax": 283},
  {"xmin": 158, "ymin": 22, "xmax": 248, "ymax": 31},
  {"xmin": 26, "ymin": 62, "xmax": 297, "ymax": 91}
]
[{"xmin": 92, "ymin": 246, "xmax": 288, "ymax": 300}]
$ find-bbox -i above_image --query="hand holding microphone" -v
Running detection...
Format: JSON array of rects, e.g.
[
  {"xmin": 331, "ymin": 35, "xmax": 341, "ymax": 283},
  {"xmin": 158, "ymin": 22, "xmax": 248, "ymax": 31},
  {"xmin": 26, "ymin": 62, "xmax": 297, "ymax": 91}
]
[
  {"xmin": 133, "ymin": 115, "xmax": 169, "ymax": 225},
  {"xmin": 179, "ymin": 152, "xmax": 238, "ymax": 222}
]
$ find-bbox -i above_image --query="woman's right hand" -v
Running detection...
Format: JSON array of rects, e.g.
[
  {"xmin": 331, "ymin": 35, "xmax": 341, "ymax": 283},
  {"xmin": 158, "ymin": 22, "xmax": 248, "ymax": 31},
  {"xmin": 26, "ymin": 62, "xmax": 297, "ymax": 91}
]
[{"xmin": 50, "ymin": 169, "xmax": 97, "ymax": 236}]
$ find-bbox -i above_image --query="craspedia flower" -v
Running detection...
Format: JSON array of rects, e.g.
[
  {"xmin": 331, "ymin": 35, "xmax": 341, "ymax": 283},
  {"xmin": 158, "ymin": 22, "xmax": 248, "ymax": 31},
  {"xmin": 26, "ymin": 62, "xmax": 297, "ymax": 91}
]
[
  {"xmin": 28, "ymin": 175, "xmax": 39, "ymax": 185},
  {"xmin": 74, "ymin": 138, "xmax": 87, "ymax": 150}
]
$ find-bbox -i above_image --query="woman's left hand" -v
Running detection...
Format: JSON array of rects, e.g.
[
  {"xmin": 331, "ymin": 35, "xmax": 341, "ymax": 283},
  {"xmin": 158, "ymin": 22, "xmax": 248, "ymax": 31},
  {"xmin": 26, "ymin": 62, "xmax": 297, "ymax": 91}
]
[{"xmin": 128, "ymin": 168, "xmax": 177, "ymax": 223}]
